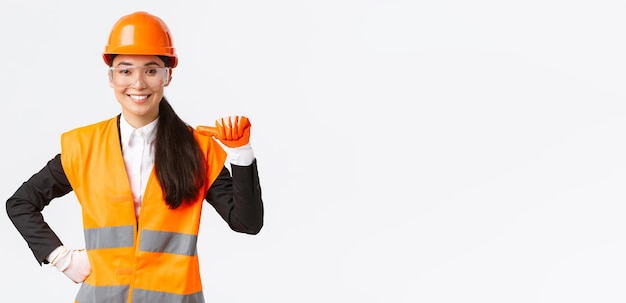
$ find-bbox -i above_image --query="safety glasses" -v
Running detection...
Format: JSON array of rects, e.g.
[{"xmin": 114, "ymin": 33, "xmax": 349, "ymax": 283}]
[{"xmin": 108, "ymin": 65, "xmax": 170, "ymax": 88}]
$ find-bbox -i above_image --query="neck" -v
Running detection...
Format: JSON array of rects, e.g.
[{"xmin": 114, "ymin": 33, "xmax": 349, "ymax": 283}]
[{"xmin": 122, "ymin": 112, "xmax": 158, "ymax": 129}]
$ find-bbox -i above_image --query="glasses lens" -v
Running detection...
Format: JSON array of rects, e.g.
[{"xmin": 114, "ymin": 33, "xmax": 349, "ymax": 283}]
[{"xmin": 109, "ymin": 66, "xmax": 169, "ymax": 88}]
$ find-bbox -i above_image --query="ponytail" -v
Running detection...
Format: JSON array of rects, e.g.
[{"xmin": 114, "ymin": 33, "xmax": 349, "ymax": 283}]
[{"xmin": 154, "ymin": 97, "xmax": 207, "ymax": 208}]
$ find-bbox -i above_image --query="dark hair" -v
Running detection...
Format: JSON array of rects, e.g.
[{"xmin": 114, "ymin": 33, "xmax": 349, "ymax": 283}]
[
  {"xmin": 109, "ymin": 54, "xmax": 206, "ymax": 208},
  {"xmin": 107, "ymin": 54, "xmax": 171, "ymax": 67},
  {"xmin": 155, "ymin": 98, "xmax": 207, "ymax": 209}
]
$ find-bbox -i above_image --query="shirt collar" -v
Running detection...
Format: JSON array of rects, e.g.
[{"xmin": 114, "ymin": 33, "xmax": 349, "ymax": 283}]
[{"xmin": 119, "ymin": 114, "xmax": 159, "ymax": 147}]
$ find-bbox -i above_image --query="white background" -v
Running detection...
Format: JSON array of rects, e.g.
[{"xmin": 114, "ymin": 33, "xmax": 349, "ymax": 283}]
[{"xmin": 1, "ymin": 0, "xmax": 625, "ymax": 302}]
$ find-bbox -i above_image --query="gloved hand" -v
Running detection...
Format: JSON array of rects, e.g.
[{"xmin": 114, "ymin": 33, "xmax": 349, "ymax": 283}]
[
  {"xmin": 197, "ymin": 116, "xmax": 251, "ymax": 148},
  {"xmin": 51, "ymin": 246, "xmax": 92, "ymax": 283}
]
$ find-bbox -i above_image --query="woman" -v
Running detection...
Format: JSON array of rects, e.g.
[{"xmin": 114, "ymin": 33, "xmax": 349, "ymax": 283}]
[{"xmin": 6, "ymin": 11, "xmax": 263, "ymax": 303}]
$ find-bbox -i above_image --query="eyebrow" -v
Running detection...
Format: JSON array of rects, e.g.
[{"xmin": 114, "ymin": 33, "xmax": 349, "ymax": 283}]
[{"xmin": 114, "ymin": 61, "xmax": 164, "ymax": 67}]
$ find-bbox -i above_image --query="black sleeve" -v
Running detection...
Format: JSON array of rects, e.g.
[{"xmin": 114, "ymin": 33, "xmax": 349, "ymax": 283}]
[
  {"xmin": 6, "ymin": 154, "xmax": 73, "ymax": 265},
  {"xmin": 205, "ymin": 159, "xmax": 264, "ymax": 234}
]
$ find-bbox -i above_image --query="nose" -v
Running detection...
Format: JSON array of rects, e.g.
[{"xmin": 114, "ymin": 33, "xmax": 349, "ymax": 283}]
[{"xmin": 129, "ymin": 74, "xmax": 147, "ymax": 89}]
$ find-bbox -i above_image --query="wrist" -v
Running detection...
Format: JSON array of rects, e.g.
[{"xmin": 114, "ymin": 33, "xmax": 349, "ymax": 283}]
[
  {"xmin": 225, "ymin": 143, "xmax": 255, "ymax": 166},
  {"xmin": 50, "ymin": 246, "xmax": 72, "ymax": 272},
  {"xmin": 47, "ymin": 246, "xmax": 67, "ymax": 264}
]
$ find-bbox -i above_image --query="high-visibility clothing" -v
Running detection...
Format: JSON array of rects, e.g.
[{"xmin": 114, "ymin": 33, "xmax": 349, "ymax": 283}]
[{"xmin": 60, "ymin": 116, "xmax": 226, "ymax": 303}]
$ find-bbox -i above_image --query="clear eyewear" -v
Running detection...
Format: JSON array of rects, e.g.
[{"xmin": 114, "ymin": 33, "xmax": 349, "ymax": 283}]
[{"xmin": 108, "ymin": 65, "xmax": 170, "ymax": 88}]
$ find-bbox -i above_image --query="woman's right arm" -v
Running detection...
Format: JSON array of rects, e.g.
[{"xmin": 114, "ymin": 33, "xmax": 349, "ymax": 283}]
[{"xmin": 6, "ymin": 154, "xmax": 73, "ymax": 265}]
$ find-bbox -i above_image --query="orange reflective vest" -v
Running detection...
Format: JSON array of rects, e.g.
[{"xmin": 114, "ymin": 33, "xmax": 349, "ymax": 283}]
[{"xmin": 60, "ymin": 117, "xmax": 226, "ymax": 303}]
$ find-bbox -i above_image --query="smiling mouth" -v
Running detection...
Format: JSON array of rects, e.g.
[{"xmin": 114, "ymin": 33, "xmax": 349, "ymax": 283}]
[{"xmin": 128, "ymin": 94, "xmax": 150, "ymax": 101}]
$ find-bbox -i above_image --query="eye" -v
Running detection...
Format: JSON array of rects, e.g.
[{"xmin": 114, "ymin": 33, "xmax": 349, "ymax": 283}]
[
  {"xmin": 118, "ymin": 68, "xmax": 132, "ymax": 75},
  {"xmin": 145, "ymin": 68, "xmax": 159, "ymax": 75}
]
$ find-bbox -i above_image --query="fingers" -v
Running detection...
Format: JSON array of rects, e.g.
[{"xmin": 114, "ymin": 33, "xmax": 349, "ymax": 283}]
[
  {"xmin": 225, "ymin": 117, "xmax": 234, "ymax": 140},
  {"xmin": 61, "ymin": 249, "xmax": 92, "ymax": 283},
  {"xmin": 198, "ymin": 116, "xmax": 251, "ymax": 148},
  {"xmin": 219, "ymin": 117, "xmax": 230, "ymax": 140},
  {"xmin": 69, "ymin": 249, "xmax": 91, "ymax": 283},
  {"xmin": 237, "ymin": 116, "xmax": 250, "ymax": 138},
  {"xmin": 232, "ymin": 116, "xmax": 239, "ymax": 139},
  {"xmin": 217, "ymin": 116, "xmax": 249, "ymax": 140}
]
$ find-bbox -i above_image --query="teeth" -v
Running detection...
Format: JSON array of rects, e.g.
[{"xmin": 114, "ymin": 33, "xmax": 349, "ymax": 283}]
[{"xmin": 130, "ymin": 95, "xmax": 148, "ymax": 101}]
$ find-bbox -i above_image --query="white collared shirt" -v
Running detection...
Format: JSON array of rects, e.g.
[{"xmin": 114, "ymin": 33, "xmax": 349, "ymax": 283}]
[{"xmin": 119, "ymin": 114, "xmax": 158, "ymax": 219}]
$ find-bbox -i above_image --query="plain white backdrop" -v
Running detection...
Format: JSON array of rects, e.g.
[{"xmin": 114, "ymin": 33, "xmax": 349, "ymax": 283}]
[{"xmin": 2, "ymin": 0, "xmax": 626, "ymax": 302}]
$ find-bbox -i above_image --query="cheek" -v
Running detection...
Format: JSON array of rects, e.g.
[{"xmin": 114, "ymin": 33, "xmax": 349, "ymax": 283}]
[
  {"xmin": 113, "ymin": 87, "xmax": 125, "ymax": 96},
  {"xmin": 112, "ymin": 88, "xmax": 129, "ymax": 104},
  {"xmin": 151, "ymin": 88, "xmax": 165, "ymax": 99}
]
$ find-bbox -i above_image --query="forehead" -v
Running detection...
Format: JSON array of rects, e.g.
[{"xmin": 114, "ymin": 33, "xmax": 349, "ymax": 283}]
[{"xmin": 111, "ymin": 55, "xmax": 165, "ymax": 66}]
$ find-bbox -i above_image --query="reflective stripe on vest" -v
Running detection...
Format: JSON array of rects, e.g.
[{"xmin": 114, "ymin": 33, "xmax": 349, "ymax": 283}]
[
  {"xmin": 76, "ymin": 284, "xmax": 129, "ymax": 303},
  {"xmin": 76, "ymin": 283, "xmax": 204, "ymax": 303},
  {"xmin": 139, "ymin": 230, "xmax": 198, "ymax": 256},
  {"xmin": 85, "ymin": 225, "xmax": 134, "ymax": 249},
  {"xmin": 132, "ymin": 289, "xmax": 205, "ymax": 303},
  {"xmin": 85, "ymin": 227, "xmax": 197, "ymax": 256}
]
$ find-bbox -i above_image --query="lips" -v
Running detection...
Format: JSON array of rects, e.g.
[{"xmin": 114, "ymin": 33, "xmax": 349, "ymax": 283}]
[{"xmin": 128, "ymin": 94, "xmax": 150, "ymax": 103}]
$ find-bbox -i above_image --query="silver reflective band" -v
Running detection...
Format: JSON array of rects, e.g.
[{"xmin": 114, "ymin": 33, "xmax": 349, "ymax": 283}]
[
  {"xmin": 75, "ymin": 283, "xmax": 130, "ymax": 303},
  {"xmin": 140, "ymin": 229, "xmax": 198, "ymax": 256},
  {"xmin": 84, "ymin": 225, "xmax": 134, "ymax": 250},
  {"xmin": 133, "ymin": 289, "xmax": 205, "ymax": 303},
  {"xmin": 75, "ymin": 283, "xmax": 204, "ymax": 303}
]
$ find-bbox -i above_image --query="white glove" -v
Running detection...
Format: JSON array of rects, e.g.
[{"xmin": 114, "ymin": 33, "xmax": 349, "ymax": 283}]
[
  {"xmin": 49, "ymin": 246, "xmax": 92, "ymax": 283},
  {"xmin": 223, "ymin": 142, "xmax": 255, "ymax": 166}
]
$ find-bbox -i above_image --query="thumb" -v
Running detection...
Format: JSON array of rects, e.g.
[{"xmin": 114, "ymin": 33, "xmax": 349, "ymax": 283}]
[{"xmin": 197, "ymin": 125, "xmax": 218, "ymax": 137}]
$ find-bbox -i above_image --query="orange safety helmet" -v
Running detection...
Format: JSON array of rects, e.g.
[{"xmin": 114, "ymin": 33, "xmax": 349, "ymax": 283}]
[{"xmin": 103, "ymin": 11, "xmax": 178, "ymax": 68}]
